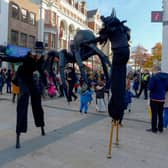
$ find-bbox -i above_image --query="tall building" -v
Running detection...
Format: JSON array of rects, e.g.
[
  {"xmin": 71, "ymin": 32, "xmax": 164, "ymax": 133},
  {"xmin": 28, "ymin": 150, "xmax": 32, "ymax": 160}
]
[
  {"xmin": 0, "ymin": 0, "xmax": 9, "ymax": 46},
  {"xmin": 39, "ymin": 0, "xmax": 88, "ymax": 50},
  {"xmin": 8, "ymin": 0, "xmax": 39, "ymax": 49},
  {"xmin": 0, "ymin": 0, "xmax": 9, "ymax": 68}
]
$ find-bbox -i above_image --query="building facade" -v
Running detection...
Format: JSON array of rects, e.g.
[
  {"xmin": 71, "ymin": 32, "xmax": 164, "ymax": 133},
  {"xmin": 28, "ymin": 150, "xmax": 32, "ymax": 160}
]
[
  {"xmin": 1, "ymin": 0, "xmax": 111, "ymax": 71},
  {"xmin": 39, "ymin": 0, "xmax": 88, "ymax": 51},
  {"xmin": 0, "ymin": 0, "xmax": 9, "ymax": 46},
  {"xmin": 8, "ymin": 0, "xmax": 39, "ymax": 48},
  {"xmin": 0, "ymin": 0, "xmax": 9, "ymax": 67}
]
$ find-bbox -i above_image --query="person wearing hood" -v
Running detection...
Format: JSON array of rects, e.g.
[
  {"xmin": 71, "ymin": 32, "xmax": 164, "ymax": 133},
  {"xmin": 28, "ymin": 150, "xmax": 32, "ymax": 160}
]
[
  {"xmin": 147, "ymin": 65, "xmax": 168, "ymax": 133},
  {"xmin": 95, "ymin": 81, "xmax": 106, "ymax": 112},
  {"xmin": 78, "ymin": 83, "xmax": 93, "ymax": 114}
]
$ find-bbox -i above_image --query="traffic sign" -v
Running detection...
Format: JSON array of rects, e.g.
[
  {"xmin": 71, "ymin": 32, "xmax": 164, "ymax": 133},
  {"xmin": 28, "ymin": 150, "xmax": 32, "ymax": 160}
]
[{"xmin": 151, "ymin": 11, "xmax": 163, "ymax": 22}]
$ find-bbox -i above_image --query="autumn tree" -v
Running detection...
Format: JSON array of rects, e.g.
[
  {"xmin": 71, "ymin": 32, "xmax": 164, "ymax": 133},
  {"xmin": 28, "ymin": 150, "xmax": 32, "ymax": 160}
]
[
  {"xmin": 151, "ymin": 42, "xmax": 162, "ymax": 64},
  {"xmin": 130, "ymin": 45, "xmax": 148, "ymax": 70}
]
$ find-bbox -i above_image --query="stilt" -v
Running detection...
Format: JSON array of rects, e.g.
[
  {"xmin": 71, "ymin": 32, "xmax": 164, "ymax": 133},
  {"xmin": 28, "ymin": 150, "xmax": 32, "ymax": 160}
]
[
  {"xmin": 107, "ymin": 120, "xmax": 114, "ymax": 158},
  {"xmin": 41, "ymin": 126, "xmax": 45, "ymax": 136},
  {"xmin": 107, "ymin": 120, "xmax": 120, "ymax": 158},
  {"xmin": 116, "ymin": 120, "xmax": 119, "ymax": 145},
  {"xmin": 16, "ymin": 133, "xmax": 21, "ymax": 149}
]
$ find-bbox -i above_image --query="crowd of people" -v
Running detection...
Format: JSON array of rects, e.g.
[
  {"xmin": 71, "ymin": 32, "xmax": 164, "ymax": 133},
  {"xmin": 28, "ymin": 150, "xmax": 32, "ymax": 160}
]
[{"xmin": 1, "ymin": 43, "xmax": 168, "ymax": 148}]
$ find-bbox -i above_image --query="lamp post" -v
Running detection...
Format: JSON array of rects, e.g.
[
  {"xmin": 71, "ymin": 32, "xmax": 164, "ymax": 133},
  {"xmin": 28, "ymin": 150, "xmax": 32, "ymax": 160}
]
[
  {"xmin": 38, "ymin": 0, "xmax": 43, "ymax": 41},
  {"xmin": 162, "ymin": 0, "xmax": 168, "ymax": 72}
]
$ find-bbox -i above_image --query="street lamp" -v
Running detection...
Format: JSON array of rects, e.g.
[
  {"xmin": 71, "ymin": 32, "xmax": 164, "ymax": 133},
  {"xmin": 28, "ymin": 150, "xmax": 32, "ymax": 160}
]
[{"xmin": 38, "ymin": 0, "xmax": 43, "ymax": 41}]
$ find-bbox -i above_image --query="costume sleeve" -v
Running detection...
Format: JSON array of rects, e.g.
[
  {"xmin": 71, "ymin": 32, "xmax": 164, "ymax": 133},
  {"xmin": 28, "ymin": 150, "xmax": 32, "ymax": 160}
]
[{"xmin": 0, "ymin": 55, "xmax": 26, "ymax": 63}]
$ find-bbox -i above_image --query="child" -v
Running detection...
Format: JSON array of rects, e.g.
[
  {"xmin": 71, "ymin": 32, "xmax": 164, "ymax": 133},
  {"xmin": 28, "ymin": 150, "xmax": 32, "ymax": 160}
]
[
  {"xmin": 163, "ymin": 92, "xmax": 168, "ymax": 128},
  {"xmin": 95, "ymin": 81, "xmax": 106, "ymax": 112},
  {"xmin": 124, "ymin": 76, "xmax": 132, "ymax": 112},
  {"xmin": 124, "ymin": 89, "xmax": 132, "ymax": 112},
  {"xmin": 132, "ymin": 75, "xmax": 139, "ymax": 97},
  {"xmin": 12, "ymin": 83, "xmax": 20, "ymax": 103},
  {"xmin": 79, "ymin": 83, "xmax": 92, "ymax": 114}
]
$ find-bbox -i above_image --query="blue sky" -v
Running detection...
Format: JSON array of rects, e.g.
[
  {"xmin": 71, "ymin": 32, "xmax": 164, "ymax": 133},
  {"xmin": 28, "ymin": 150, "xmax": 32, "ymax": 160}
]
[{"xmin": 86, "ymin": 0, "xmax": 162, "ymax": 53}]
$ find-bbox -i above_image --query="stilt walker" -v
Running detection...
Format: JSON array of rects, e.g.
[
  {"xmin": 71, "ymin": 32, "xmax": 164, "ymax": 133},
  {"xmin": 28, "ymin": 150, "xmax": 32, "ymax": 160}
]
[
  {"xmin": 0, "ymin": 41, "xmax": 47, "ymax": 148},
  {"xmin": 88, "ymin": 9, "xmax": 131, "ymax": 158},
  {"xmin": 80, "ymin": 8, "xmax": 130, "ymax": 157}
]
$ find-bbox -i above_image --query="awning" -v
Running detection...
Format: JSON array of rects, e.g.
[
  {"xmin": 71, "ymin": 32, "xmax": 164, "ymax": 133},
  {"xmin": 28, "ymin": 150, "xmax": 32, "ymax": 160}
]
[{"xmin": 6, "ymin": 44, "xmax": 31, "ymax": 57}]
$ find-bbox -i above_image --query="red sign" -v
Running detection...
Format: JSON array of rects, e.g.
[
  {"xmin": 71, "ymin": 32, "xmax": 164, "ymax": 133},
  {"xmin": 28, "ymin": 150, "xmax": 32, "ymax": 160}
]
[{"xmin": 151, "ymin": 11, "xmax": 163, "ymax": 22}]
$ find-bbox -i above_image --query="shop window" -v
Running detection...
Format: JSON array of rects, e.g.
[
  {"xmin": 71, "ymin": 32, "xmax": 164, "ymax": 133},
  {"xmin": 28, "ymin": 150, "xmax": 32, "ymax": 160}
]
[{"xmin": 11, "ymin": 30, "xmax": 19, "ymax": 45}]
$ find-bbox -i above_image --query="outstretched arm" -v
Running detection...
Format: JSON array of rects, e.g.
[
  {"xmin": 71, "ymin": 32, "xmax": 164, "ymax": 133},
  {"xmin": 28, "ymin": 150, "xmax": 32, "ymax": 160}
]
[{"xmin": 0, "ymin": 54, "xmax": 26, "ymax": 63}]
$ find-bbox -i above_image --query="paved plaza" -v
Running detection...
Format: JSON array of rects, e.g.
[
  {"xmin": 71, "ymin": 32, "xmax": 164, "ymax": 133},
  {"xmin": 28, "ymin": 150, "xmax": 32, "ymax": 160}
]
[{"xmin": 0, "ymin": 93, "xmax": 168, "ymax": 168}]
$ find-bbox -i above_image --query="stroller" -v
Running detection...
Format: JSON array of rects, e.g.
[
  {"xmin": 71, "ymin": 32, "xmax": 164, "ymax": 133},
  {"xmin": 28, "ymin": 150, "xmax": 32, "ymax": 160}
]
[{"xmin": 48, "ymin": 77, "xmax": 57, "ymax": 97}]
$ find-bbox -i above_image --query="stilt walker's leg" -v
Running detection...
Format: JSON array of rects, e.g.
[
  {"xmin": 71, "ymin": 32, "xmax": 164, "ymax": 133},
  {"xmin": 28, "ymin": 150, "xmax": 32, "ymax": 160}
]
[
  {"xmin": 116, "ymin": 120, "xmax": 119, "ymax": 145},
  {"xmin": 41, "ymin": 126, "xmax": 45, "ymax": 136},
  {"xmin": 16, "ymin": 133, "xmax": 20, "ymax": 148},
  {"xmin": 107, "ymin": 120, "xmax": 114, "ymax": 159}
]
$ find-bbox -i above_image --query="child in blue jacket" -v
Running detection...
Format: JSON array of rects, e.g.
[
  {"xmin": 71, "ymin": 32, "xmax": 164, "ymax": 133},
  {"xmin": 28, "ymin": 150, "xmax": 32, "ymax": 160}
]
[{"xmin": 79, "ymin": 83, "xmax": 93, "ymax": 114}]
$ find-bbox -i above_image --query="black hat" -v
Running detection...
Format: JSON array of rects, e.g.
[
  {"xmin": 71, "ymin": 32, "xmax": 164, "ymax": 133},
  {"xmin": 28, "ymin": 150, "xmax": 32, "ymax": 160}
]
[{"xmin": 31, "ymin": 41, "xmax": 45, "ymax": 56}]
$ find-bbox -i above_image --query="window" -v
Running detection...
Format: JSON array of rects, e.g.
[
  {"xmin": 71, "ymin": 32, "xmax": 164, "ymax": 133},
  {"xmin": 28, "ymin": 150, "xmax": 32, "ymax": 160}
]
[
  {"xmin": 51, "ymin": 34, "xmax": 56, "ymax": 48},
  {"xmin": 52, "ymin": 12, "xmax": 56, "ymax": 25},
  {"xmin": 20, "ymin": 33, "xmax": 27, "ymax": 47},
  {"xmin": 29, "ymin": 12, "xmax": 36, "ymax": 25},
  {"xmin": 21, "ymin": 8, "xmax": 28, "ymax": 22},
  {"xmin": 11, "ymin": 30, "xmax": 19, "ymax": 45},
  {"xmin": 29, "ymin": 35, "xmax": 35, "ymax": 48},
  {"xmin": 11, "ymin": 3, "xmax": 19, "ymax": 19},
  {"xmin": 45, "ymin": 10, "xmax": 50, "ymax": 24},
  {"xmin": 44, "ymin": 33, "xmax": 49, "ymax": 47}
]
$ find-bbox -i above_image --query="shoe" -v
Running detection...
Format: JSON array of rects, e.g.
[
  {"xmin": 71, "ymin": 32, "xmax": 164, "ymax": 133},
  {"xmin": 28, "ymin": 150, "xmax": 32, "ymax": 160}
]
[
  {"xmin": 146, "ymin": 128, "xmax": 157, "ymax": 133},
  {"xmin": 146, "ymin": 128, "xmax": 152, "ymax": 132},
  {"xmin": 74, "ymin": 96, "xmax": 78, "ymax": 101},
  {"xmin": 84, "ymin": 112, "xmax": 87, "ymax": 114},
  {"xmin": 158, "ymin": 129, "xmax": 163, "ymax": 133}
]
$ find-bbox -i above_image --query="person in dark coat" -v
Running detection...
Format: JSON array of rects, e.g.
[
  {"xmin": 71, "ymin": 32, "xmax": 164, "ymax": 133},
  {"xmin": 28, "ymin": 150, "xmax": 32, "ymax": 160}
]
[
  {"xmin": 6, "ymin": 69, "xmax": 12, "ymax": 93},
  {"xmin": 66, "ymin": 66, "xmax": 77, "ymax": 102},
  {"xmin": 147, "ymin": 66, "xmax": 168, "ymax": 133},
  {"xmin": 137, "ymin": 69, "xmax": 150, "ymax": 99},
  {"xmin": 0, "ymin": 41, "xmax": 47, "ymax": 148}
]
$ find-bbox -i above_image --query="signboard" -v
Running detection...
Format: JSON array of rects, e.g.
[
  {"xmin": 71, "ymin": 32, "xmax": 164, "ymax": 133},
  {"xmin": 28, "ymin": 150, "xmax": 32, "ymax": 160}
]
[{"xmin": 151, "ymin": 11, "xmax": 163, "ymax": 22}]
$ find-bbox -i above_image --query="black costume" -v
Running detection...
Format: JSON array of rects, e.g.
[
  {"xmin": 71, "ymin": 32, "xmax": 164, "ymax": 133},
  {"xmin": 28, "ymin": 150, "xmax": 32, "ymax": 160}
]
[
  {"xmin": 98, "ymin": 13, "xmax": 130, "ymax": 122},
  {"xmin": 0, "ymin": 53, "xmax": 47, "ymax": 131},
  {"xmin": 0, "ymin": 44, "xmax": 47, "ymax": 148},
  {"xmin": 66, "ymin": 67, "xmax": 77, "ymax": 102}
]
